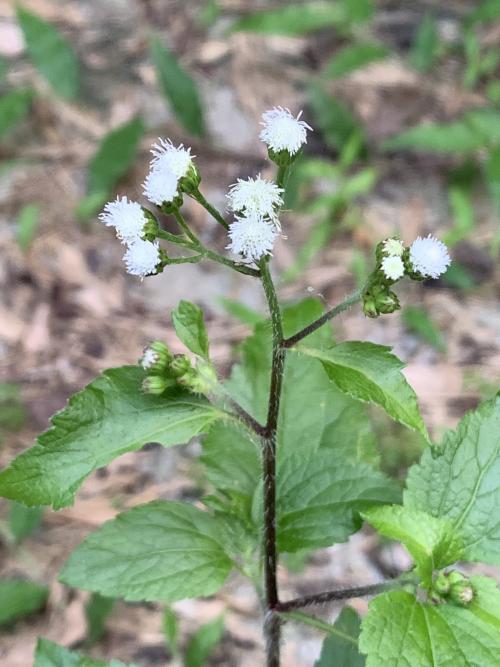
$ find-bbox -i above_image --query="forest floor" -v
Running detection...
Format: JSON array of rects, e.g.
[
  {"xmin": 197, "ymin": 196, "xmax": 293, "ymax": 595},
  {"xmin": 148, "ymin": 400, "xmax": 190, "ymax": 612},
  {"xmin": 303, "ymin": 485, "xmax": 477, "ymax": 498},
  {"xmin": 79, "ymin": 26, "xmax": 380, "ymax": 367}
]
[{"xmin": 0, "ymin": 1, "xmax": 499, "ymax": 665}]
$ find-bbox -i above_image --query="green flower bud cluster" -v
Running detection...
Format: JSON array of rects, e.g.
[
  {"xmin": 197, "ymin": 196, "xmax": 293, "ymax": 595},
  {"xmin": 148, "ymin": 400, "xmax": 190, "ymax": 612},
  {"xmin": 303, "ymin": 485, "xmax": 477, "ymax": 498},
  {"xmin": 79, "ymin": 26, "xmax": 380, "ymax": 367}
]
[
  {"xmin": 431, "ymin": 570, "xmax": 475, "ymax": 607},
  {"xmin": 140, "ymin": 341, "xmax": 217, "ymax": 397},
  {"xmin": 362, "ymin": 238, "xmax": 405, "ymax": 318},
  {"xmin": 178, "ymin": 163, "xmax": 201, "ymax": 195}
]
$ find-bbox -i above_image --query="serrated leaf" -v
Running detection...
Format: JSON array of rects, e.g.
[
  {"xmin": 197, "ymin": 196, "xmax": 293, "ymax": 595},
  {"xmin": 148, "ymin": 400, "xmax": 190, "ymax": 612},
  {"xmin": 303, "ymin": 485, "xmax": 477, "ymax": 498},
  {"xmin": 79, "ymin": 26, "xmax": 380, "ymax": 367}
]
[
  {"xmin": 34, "ymin": 638, "xmax": 136, "ymax": 667},
  {"xmin": 405, "ymin": 394, "xmax": 500, "ymax": 564},
  {"xmin": 150, "ymin": 36, "xmax": 204, "ymax": 137},
  {"xmin": 359, "ymin": 581, "xmax": 500, "ymax": 667},
  {"xmin": 363, "ymin": 505, "xmax": 463, "ymax": 588},
  {"xmin": 16, "ymin": 203, "xmax": 39, "ymax": 251},
  {"xmin": 295, "ymin": 342, "xmax": 428, "ymax": 438},
  {"xmin": 9, "ymin": 501, "xmax": 43, "ymax": 543},
  {"xmin": 60, "ymin": 501, "xmax": 232, "ymax": 602},
  {"xmin": 87, "ymin": 117, "xmax": 144, "ymax": 196},
  {"xmin": 185, "ymin": 615, "xmax": 224, "ymax": 667},
  {"xmin": 230, "ymin": 2, "xmax": 346, "ymax": 36},
  {"xmin": 0, "ymin": 366, "xmax": 222, "ymax": 509},
  {"xmin": 323, "ymin": 42, "xmax": 388, "ymax": 79},
  {"xmin": 315, "ymin": 606, "xmax": 364, "ymax": 667},
  {"xmin": 277, "ymin": 453, "xmax": 401, "ymax": 551},
  {"xmin": 410, "ymin": 13, "xmax": 439, "ymax": 72},
  {"xmin": 172, "ymin": 300, "xmax": 209, "ymax": 358},
  {"xmin": 0, "ymin": 88, "xmax": 33, "ymax": 138},
  {"xmin": 17, "ymin": 6, "xmax": 79, "ymax": 99},
  {"xmin": 0, "ymin": 578, "xmax": 48, "ymax": 625}
]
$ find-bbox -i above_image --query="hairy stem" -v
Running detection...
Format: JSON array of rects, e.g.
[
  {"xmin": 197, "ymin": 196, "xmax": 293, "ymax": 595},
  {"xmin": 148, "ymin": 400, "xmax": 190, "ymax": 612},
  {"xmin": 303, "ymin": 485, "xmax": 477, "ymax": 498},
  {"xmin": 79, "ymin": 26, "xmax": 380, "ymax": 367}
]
[
  {"xmin": 259, "ymin": 257, "xmax": 285, "ymax": 667},
  {"xmin": 282, "ymin": 288, "xmax": 363, "ymax": 348},
  {"xmin": 192, "ymin": 188, "xmax": 230, "ymax": 230}
]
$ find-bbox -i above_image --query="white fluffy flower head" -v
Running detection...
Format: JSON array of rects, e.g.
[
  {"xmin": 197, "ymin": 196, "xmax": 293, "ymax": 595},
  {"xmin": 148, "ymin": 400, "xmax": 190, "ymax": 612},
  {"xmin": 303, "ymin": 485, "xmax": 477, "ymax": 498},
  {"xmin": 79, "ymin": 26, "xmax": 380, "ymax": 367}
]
[
  {"xmin": 227, "ymin": 214, "xmax": 278, "ymax": 263},
  {"xmin": 99, "ymin": 196, "xmax": 146, "ymax": 245},
  {"xmin": 260, "ymin": 107, "xmax": 312, "ymax": 155},
  {"xmin": 410, "ymin": 235, "xmax": 451, "ymax": 279},
  {"xmin": 123, "ymin": 239, "xmax": 161, "ymax": 278},
  {"xmin": 151, "ymin": 139, "xmax": 193, "ymax": 178},
  {"xmin": 227, "ymin": 175, "xmax": 284, "ymax": 220},
  {"xmin": 383, "ymin": 238, "xmax": 404, "ymax": 257},
  {"xmin": 381, "ymin": 255, "xmax": 405, "ymax": 281},
  {"xmin": 141, "ymin": 348, "xmax": 158, "ymax": 370},
  {"xmin": 143, "ymin": 163, "xmax": 179, "ymax": 206}
]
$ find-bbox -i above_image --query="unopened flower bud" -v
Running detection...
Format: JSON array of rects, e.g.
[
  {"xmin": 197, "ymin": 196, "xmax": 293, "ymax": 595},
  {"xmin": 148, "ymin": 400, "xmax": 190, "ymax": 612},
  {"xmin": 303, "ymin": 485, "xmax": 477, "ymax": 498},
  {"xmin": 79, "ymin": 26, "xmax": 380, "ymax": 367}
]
[
  {"xmin": 433, "ymin": 572, "xmax": 450, "ymax": 596},
  {"xmin": 450, "ymin": 579, "xmax": 475, "ymax": 607},
  {"xmin": 362, "ymin": 292, "xmax": 379, "ymax": 318},
  {"xmin": 141, "ymin": 375, "xmax": 175, "ymax": 395},
  {"xmin": 377, "ymin": 290, "xmax": 400, "ymax": 314},
  {"xmin": 179, "ymin": 163, "xmax": 201, "ymax": 195},
  {"xmin": 140, "ymin": 341, "xmax": 172, "ymax": 374},
  {"xmin": 177, "ymin": 360, "xmax": 218, "ymax": 396},
  {"xmin": 170, "ymin": 354, "xmax": 193, "ymax": 378}
]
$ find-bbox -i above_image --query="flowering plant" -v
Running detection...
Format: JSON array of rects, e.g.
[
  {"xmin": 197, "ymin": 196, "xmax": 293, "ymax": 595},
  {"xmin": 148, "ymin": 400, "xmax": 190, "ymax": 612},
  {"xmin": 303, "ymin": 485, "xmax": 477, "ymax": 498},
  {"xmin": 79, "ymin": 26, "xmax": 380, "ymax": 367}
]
[{"xmin": 1, "ymin": 107, "xmax": 499, "ymax": 667}]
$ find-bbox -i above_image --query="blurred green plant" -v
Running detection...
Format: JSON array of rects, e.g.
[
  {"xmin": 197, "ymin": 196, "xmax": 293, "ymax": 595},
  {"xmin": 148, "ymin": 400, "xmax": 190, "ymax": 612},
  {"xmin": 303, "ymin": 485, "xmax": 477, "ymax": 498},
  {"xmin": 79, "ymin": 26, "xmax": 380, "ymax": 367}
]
[
  {"xmin": 402, "ymin": 306, "xmax": 446, "ymax": 353},
  {"xmin": 150, "ymin": 36, "xmax": 205, "ymax": 137},
  {"xmin": 85, "ymin": 593, "xmax": 115, "ymax": 646},
  {"xmin": 0, "ymin": 89, "xmax": 33, "ymax": 138},
  {"xmin": 0, "ymin": 579, "xmax": 48, "ymax": 626},
  {"xmin": 16, "ymin": 203, "xmax": 40, "ymax": 251},
  {"xmin": 16, "ymin": 5, "xmax": 79, "ymax": 100},
  {"xmin": 8, "ymin": 501, "xmax": 43, "ymax": 544}
]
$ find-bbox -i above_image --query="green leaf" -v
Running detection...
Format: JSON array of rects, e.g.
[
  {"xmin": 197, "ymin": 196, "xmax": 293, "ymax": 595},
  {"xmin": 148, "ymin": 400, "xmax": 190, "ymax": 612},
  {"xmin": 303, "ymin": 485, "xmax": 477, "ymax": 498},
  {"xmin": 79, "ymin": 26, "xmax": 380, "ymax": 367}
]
[
  {"xmin": 324, "ymin": 42, "xmax": 388, "ymax": 79},
  {"xmin": 309, "ymin": 82, "xmax": 366, "ymax": 152},
  {"xmin": 465, "ymin": 108, "xmax": 500, "ymax": 145},
  {"xmin": 16, "ymin": 203, "xmax": 39, "ymax": 251},
  {"xmin": 0, "ymin": 578, "xmax": 48, "ymax": 625},
  {"xmin": 201, "ymin": 421, "xmax": 260, "ymax": 498},
  {"xmin": 295, "ymin": 342, "xmax": 428, "ymax": 439},
  {"xmin": 60, "ymin": 501, "xmax": 233, "ymax": 602},
  {"xmin": 444, "ymin": 185, "xmax": 475, "ymax": 246},
  {"xmin": 401, "ymin": 306, "xmax": 446, "ymax": 352},
  {"xmin": 16, "ymin": 6, "xmax": 79, "ymax": 99},
  {"xmin": 0, "ymin": 88, "xmax": 33, "ymax": 138},
  {"xmin": 0, "ymin": 56, "xmax": 7, "ymax": 81},
  {"xmin": 87, "ymin": 117, "xmax": 144, "ymax": 197},
  {"xmin": 485, "ymin": 146, "xmax": 500, "ymax": 213},
  {"xmin": 277, "ymin": 453, "xmax": 401, "ymax": 551},
  {"xmin": 363, "ymin": 505, "xmax": 463, "ymax": 588},
  {"xmin": 320, "ymin": 399, "xmax": 378, "ymax": 466},
  {"xmin": 172, "ymin": 300, "xmax": 209, "ymax": 358},
  {"xmin": 0, "ymin": 366, "xmax": 222, "ymax": 509},
  {"xmin": 85, "ymin": 593, "xmax": 114, "ymax": 646},
  {"xmin": 405, "ymin": 394, "xmax": 500, "ymax": 564},
  {"xmin": 469, "ymin": 0, "xmax": 500, "ymax": 25},
  {"xmin": 230, "ymin": 2, "xmax": 346, "ymax": 36},
  {"xmin": 315, "ymin": 606, "xmax": 364, "ymax": 667},
  {"xmin": 34, "ymin": 638, "xmax": 136, "ymax": 667},
  {"xmin": 185, "ymin": 615, "xmax": 224, "ymax": 667},
  {"xmin": 150, "ymin": 36, "xmax": 204, "ymax": 137},
  {"xmin": 75, "ymin": 191, "xmax": 109, "ymax": 222},
  {"xmin": 442, "ymin": 262, "xmax": 475, "ymax": 290},
  {"xmin": 383, "ymin": 121, "xmax": 485, "ymax": 153},
  {"xmin": 9, "ymin": 501, "xmax": 43, "ymax": 543},
  {"xmin": 410, "ymin": 13, "xmax": 439, "ymax": 72},
  {"xmin": 359, "ymin": 582, "xmax": 500, "ymax": 667}
]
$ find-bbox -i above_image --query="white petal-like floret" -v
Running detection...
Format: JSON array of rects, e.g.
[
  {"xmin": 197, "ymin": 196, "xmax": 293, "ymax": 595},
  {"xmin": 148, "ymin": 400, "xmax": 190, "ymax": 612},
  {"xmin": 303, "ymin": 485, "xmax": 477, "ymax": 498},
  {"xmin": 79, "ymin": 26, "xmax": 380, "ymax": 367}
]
[
  {"xmin": 141, "ymin": 348, "xmax": 158, "ymax": 370},
  {"xmin": 151, "ymin": 138, "xmax": 193, "ymax": 178},
  {"xmin": 227, "ymin": 214, "xmax": 278, "ymax": 263},
  {"xmin": 409, "ymin": 235, "xmax": 451, "ymax": 279},
  {"xmin": 381, "ymin": 255, "xmax": 405, "ymax": 281},
  {"xmin": 259, "ymin": 107, "xmax": 312, "ymax": 155},
  {"xmin": 227, "ymin": 175, "xmax": 284, "ymax": 219},
  {"xmin": 382, "ymin": 238, "xmax": 405, "ymax": 257},
  {"xmin": 143, "ymin": 164, "xmax": 179, "ymax": 206},
  {"xmin": 123, "ymin": 239, "xmax": 161, "ymax": 278},
  {"xmin": 99, "ymin": 196, "xmax": 146, "ymax": 245}
]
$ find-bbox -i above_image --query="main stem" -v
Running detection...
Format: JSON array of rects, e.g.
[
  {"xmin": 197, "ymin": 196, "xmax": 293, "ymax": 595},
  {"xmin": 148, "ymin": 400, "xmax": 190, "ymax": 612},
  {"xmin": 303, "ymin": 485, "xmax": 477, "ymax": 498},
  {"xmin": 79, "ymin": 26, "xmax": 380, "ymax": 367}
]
[{"xmin": 259, "ymin": 257, "xmax": 285, "ymax": 667}]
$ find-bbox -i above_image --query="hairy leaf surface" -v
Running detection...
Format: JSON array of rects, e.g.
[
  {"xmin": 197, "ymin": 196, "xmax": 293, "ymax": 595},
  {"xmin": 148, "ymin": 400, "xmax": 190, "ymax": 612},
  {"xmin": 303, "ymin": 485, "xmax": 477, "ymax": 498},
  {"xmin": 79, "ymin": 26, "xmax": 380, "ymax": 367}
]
[
  {"xmin": 363, "ymin": 505, "xmax": 463, "ymax": 588},
  {"xmin": 277, "ymin": 453, "xmax": 401, "ymax": 551},
  {"xmin": 359, "ymin": 578, "xmax": 500, "ymax": 666},
  {"xmin": 405, "ymin": 395, "xmax": 500, "ymax": 564},
  {"xmin": 0, "ymin": 367, "xmax": 222, "ymax": 508},
  {"xmin": 296, "ymin": 342, "xmax": 427, "ymax": 438},
  {"xmin": 60, "ymin": 501, "xmax": 232, "ymax": 602}
]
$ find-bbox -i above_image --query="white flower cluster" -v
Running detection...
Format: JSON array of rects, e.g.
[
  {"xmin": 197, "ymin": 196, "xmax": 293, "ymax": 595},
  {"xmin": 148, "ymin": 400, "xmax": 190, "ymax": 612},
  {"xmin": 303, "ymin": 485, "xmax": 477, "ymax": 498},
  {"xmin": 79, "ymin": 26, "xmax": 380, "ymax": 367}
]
[
  {"xmin": 143, "ymin": 139, "xmax": 193, "ymax": 206},
  {"xmin": 226, "ymin": 108, "xmax": 312, "ymax": 263},
  {"xmin": 379, "ymin": 235, "xmax": 451, "ymax": 282},
  {"xmin": 409, "ymin": 235, "xmax": 451, "ymax": 279}
]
